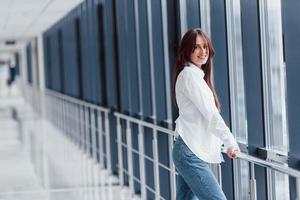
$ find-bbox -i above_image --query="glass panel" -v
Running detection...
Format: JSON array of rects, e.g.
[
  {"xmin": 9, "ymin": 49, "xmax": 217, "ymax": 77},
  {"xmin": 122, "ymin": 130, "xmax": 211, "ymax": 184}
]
[{"xmin": 259, "ymin": 0, "xmax": 289, "ymax": 199}]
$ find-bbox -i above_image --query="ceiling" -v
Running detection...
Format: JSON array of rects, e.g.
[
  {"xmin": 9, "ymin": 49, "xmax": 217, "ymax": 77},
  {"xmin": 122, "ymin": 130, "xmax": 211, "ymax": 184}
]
[{"xmin": 0, "ymin": 0, "xmax": 83, "ymax": 53}]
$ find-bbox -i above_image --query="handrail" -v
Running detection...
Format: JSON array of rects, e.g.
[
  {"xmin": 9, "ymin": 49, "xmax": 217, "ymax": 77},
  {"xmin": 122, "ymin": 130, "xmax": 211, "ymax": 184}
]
[
  {"xmin": 237, "ymin": 152, "xmax": 300, "ymax": 178},
  {"xmin": 45, "ymin": 89, "xmax": 110, "ymax": 113},
  {"xmin": 114, "ymin": 111, "xmax": 300, "ymax": 179},
  {"xmin": 114, "ymin": 112, "xmax": 175, "ymax": 136}
]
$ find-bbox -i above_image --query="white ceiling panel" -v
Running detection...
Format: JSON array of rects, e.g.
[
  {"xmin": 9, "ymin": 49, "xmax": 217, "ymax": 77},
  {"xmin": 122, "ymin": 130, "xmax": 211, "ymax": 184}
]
[{"xmin": 0, "ymin": 0, "xmax": 83, "ymax": 48}]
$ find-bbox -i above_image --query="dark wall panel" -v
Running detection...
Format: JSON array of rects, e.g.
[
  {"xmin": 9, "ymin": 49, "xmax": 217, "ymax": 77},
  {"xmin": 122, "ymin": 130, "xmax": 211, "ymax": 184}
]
[
  {"xmin": 50, "ymin": 32, "xmax": 62, "ymax": 92},
  {"xmin": 15, "ymin": 53, "xmax": 20, "ymax": 76},
  {"xmin": 240, "ymin": 0, "xmax": 267, "ymax": 199},
  {"xmin": 102, "ymin": 0, "xmax": 118, "ymax": 109},
  {"xmin": 80, "ymin": 3, "xmax": 90, "ymax": 101},
  {"xmin": 186, "ymin": 0, "xmax": 200, "ymax": 29},
  {"xmin": 127, "ymin": 0, "xmax": 139, "ymax": 115},
  {"xmin": 26, "ymin": 43, "xmax": 33, "ymax": 84},
  {"xmin": 58, "ymin": 29, "xmax": 65, "ymax": 94},
  {"xmin": 210, "ymin": 0, "xmax": 234, "ymax": 199},
  {"xmin": 151, "ymin": 0, "xmax": 167, "ymax": 123},
  {"xmin": 138, "ymin": 0, "xmax": 152, "ymax": 118},
  {"xmin": 115, "ymin": 0, "xmax": 130, "ymax": 113}
]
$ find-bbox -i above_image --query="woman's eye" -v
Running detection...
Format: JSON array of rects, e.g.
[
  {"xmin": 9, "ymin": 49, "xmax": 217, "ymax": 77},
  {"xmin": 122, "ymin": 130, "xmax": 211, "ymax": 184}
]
[{"xmin": 195, "ymin": 45, "xmax": 207, "ymax": 50}]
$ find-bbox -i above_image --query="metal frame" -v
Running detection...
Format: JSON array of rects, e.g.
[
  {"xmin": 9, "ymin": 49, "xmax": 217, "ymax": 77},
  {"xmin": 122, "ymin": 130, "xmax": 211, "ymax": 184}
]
[
  {"xmin": 259, "ymin": 0, "xmax": 289, "ymax": 199},
  {"xmin": 225, "ymin": 0, "xmax": 249, "ymax": 199}
]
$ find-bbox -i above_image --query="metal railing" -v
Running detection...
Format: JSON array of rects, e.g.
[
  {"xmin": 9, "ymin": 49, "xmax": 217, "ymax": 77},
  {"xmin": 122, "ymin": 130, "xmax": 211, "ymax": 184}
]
[
  {"xmin": 114, "ymin": 112, "xmax": 300, "ymax": 200},
  {"xmin": 114, "ymin": 112, "xmax": 176, "ymax": 200},
  {"xmin": 23, "ymin": 85, "xmax": 300, "ymax": 200},
  {"xmin": 44, "ymin": 89, "xmax": 111, "ymax": 174}
]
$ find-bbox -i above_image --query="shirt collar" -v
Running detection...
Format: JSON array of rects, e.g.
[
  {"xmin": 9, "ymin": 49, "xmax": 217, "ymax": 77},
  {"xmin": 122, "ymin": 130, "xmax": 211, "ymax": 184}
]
[{"xmin": 185, "ymin": 62, "xmax": 205, "ymax": 78}]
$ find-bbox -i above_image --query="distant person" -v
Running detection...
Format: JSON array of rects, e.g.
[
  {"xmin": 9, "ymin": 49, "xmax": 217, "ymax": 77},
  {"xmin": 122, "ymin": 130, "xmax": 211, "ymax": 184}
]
[
  {"xmin": 6, "ymin": 62, "xmax": 16, "ymax": 86},
  {"xmin": 172, "ymin": 28, "xmax": 240, "ymax": 200}
]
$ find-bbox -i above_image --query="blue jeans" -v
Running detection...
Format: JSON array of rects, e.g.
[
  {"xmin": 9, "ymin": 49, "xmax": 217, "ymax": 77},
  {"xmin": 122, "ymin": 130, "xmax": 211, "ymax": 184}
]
[{"xmin": 172, "ymin": 137, "xmax": 227, "ymax": 200}]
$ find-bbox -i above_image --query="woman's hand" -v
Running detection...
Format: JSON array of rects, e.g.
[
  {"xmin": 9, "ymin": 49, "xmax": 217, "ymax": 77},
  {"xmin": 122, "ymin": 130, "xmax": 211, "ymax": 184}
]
[{"xmin": 227, "ymin": 147, "xmax": 238, "ymax": 159}]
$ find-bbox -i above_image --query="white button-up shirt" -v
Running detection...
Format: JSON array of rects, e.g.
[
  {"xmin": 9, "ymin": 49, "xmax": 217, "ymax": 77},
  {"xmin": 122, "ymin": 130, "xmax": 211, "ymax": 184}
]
[{"xmin": 175, "ymin": 63, "xmax": 239, "ymax": 163}]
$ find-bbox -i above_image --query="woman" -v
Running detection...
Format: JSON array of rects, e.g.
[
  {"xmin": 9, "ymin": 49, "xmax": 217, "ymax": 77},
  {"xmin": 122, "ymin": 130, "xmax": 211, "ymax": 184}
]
[{"xmin": 172, "ymin": 28, "xmax": 240, "ymax": 200}]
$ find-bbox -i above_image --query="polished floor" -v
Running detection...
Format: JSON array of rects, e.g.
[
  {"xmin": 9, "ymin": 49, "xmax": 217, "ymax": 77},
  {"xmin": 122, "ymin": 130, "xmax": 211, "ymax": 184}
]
[{"xmin": 0, "ymin": 84, "xmax": 138, "ymax": 200}]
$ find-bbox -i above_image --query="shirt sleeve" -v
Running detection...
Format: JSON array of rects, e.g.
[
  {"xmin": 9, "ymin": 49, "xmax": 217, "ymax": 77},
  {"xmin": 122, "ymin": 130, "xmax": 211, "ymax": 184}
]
[{"xmin": 183, "ymin": 71, "xmax": 239, "ymax": 151}]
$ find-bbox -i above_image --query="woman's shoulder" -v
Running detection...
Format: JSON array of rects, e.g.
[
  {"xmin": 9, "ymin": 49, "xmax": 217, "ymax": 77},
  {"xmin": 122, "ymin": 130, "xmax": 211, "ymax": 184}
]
[
  {"xmin": 179, "ymin": 67, "xmax": 198, "ymax": 80},
  {"xmin": 180, "ymin": 66, "xmax": 194, "ymax": 75}
]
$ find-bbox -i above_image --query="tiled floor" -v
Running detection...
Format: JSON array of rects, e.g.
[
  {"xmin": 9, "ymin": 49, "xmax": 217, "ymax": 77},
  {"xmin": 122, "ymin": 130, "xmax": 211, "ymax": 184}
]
[{"xmin": 0, "ymin": 88, "xmax": 138, "ymax": 200}]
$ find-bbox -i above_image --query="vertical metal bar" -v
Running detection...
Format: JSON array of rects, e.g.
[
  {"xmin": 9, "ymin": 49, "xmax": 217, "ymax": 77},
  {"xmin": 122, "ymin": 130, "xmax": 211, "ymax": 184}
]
[
  {"xmin": 168, "ymin": 134, "xmax": 176, "ymax": 200},
  {"xmin": 146, "ymin": 1, "xmax": 160, "ymax": 198},
  {"xmin": 80, "ymin": 104, "xmax": 85, "ymax": 150},
  {"xmin": 179, "ymin": 0, "xmax": 187, "ymax": 37},
  {"xmin": 69, "ymin": 102, "xmax": 73, "ymax": 142},
  {"xmin": 71, "ymin": 102, "xmax": 76, "ymax": 142},
  {"xmin": 79, "ymin": 104, "xmax": 85, "ymax": 188},
  {"xmin": 138, "ymin": 124, "xmax": 146, "ymax": 199},
  {"xmin": 200, "ymin": 0, "xmax": 211, "ymax": 37},
  {"xmin": 84, "ymin": 105, "xmax": 91, "ymax": 187},
  {"xmin": 116, "ymin": 116, "xmax": 124, "ymax": 186},
  {"xmin": 259, "ymin": 0, "xmax": 271, "ymax": 149},
  {"xmin": 218, "ymin": 164, "xmax": 222, "ymax": 188},
  {"xmin": 91, "ymin": 108, "xmax": 97, "ymax": 161},
  {"xmin": 152, "ymin": 130, "xmax": 160, "ymax": 200},
  {"xmin": 58, "ymin": 98, "xmax": 62, "ymax": 131},
  {"xmin": 160, "ymin": 2, "xmax": 176, "ymax": 196},
  {"xmin": 225, "ymin": 1, "xmax": 249, "ymax": 199},
  {"xmin": 297, "ymin": 178, "xmax": 300, "ymax": 200},
  {"xmin": 73, "ymin": 103, "xmax": 79, "ymax": 187},
  {"xmin": 161, "ymin": 0, "xmax": 172, "ymax": 125},
  {"xmin": 133, "ymin": 0, "xmax": 146, "ymax": 196},
  {"xmin": 133, "ymin": 0, "xmax": 143, "ymax": 116},
  {"xmin": 65, "ymin": 99, "xmax": 69, "ymax": 139},
  {"xmin": 105, "ymin": 111, "xmax": 112, "ymax": 173},
  {"xmin": 56, "ymin": 97, "xmax": 59, "ymax": 128},
  {"xmin": 97, "ymin": 110, "xmax": 104, "ymax": 168},
  {"xmin": 85, "ymin": 106, "xmax": 90, "ymax": 154},
  {"xmin": 146, "ymin": 0, "xmax": 157, "ymax": 120},
  {"xmin": 88, "ymin": 106, "xmax": 94, "ymax": 188},
  {"xmin": 250, "ymin": 162, "xmax": 257, "ymax": 200},
  {"xmin": 126, "ymin": 120, "xmax": 134, "ymax": 196},
  {"xmin": 75, "ymin": 104, "xmax": 80, "ymax": 147}
]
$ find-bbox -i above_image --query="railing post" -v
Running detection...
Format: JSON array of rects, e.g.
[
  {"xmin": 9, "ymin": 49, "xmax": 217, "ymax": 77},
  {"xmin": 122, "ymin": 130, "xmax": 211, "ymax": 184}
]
[
  {"xmin": 126, "ymin": 120, "xmax": 134, "ymax": 196},
  {"xmin": 105, "ymin": 111, "xmax": 112, "ymax": 173},
  {"xmin": 168, "ymin": 134, "xmax": 176, "ymax": 200},
  {"xmin": 91, "ymin": 109, "xmax": 97, "ymax": 161},
  {"xmin": 116, "ymin": 116, "xmax": 124, "ymax": 186},
  {"xmin": 138, "ymin": 124, "xmax": 146, "ymax": 199},
  {"xmin": 97, "ymin": 110, "xmax": 104, "ymax": 168},
  {"xmin": 250, "ymin": 162, "xmax": 257, "ymax": 200},
  {"xmin": 297, "ymin": 178, "xmax": 300, "ymax": 200},
  {"xmin": 152, "ymin": 130, "xmax": 160, "ymax": 200}
]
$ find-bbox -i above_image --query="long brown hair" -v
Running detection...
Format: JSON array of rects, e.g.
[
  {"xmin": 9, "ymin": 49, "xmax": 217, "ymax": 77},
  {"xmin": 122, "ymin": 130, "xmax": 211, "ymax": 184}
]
[{"xmin": 173, "ymin": 28, "xmax": 221, "ymax": 111}]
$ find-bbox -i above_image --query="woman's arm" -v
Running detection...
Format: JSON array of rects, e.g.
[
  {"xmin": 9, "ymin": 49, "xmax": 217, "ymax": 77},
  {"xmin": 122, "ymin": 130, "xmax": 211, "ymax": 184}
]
[{"xmin": 183, "ymin": 71, "xmax": 240, "ymax": 153}]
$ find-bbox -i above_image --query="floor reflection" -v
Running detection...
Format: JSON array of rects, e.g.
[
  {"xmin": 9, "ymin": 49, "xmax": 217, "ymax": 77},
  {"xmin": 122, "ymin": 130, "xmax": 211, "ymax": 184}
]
[{"xmin": 0, "ymin": 96, "xmax": 137, "ymax": 200}]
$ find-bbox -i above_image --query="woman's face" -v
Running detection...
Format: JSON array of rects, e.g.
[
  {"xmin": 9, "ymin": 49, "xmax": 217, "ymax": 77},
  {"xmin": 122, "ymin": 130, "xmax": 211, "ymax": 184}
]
[{"xmin": 189, "ymin": 35, "xmax": 209, "ymax": 68}]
